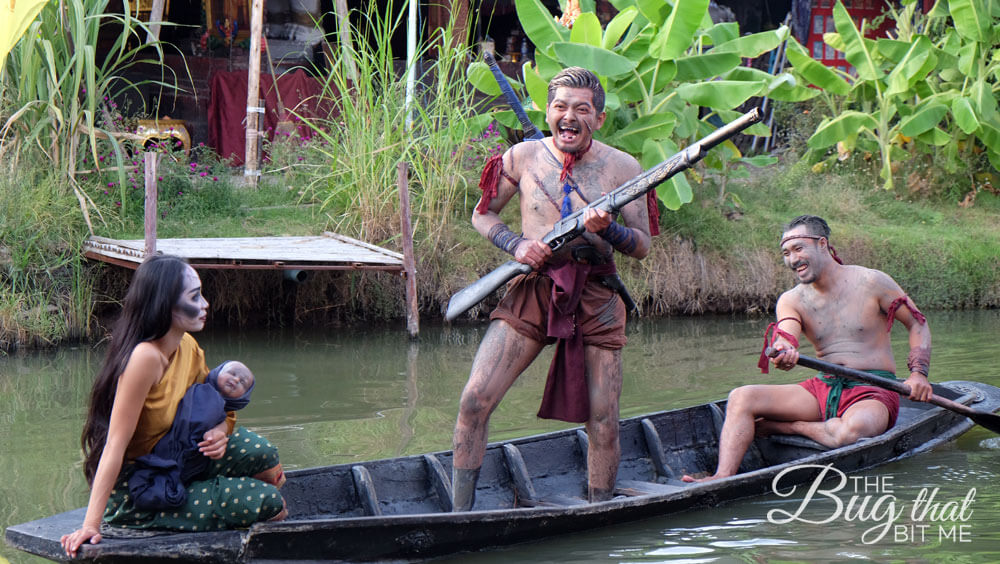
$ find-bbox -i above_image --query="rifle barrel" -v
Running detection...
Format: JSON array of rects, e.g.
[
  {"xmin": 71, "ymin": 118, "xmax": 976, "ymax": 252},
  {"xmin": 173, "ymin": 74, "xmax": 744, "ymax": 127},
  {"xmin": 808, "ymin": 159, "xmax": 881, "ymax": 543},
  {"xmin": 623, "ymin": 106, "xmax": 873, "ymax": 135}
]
[{"xmin": 444, "ymin": 108, "xmax": 762, "ymax": 321}]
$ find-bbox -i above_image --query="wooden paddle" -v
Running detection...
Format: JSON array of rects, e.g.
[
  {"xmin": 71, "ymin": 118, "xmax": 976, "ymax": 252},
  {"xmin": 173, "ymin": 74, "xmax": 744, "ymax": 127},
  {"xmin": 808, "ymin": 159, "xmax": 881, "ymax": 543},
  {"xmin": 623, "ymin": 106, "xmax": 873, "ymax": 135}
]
[{"xmin": 765, "ymin": 347, "xmax": 1000, "ymax": 434}]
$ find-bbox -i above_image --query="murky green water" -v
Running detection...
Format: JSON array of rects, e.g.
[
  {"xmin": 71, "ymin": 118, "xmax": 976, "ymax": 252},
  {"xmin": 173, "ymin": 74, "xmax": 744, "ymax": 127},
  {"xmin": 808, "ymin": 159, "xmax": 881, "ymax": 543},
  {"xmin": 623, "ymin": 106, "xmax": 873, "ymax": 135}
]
[{"xmin": 2, "ymin": 311, "xmax": 999, "ymax": 563}]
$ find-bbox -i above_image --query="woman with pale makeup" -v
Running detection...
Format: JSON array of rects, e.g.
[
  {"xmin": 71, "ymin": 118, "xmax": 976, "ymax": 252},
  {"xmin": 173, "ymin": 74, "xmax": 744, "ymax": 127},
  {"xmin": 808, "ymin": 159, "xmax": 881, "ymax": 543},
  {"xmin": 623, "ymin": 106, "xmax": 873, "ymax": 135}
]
[{"xmin": 61, "ymin": 255, "xmax": 286, "ymax": 558}]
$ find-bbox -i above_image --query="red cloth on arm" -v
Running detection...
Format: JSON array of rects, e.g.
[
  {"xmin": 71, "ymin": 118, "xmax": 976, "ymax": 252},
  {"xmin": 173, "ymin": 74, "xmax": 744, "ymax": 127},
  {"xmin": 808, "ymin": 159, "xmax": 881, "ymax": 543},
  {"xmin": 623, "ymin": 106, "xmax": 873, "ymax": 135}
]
[
  {"xmin": 885, "ymin": 295, "xmax": 926, "ymax": 331},
  {"xmin": 476, "ymin": 154, "xmax": 504, "ymax": 214},
  {"xmin": 757, "ymin": 317, "xmax": 801, "ymax": 374},
  {"xmin": 646, "ymin": 190, "xmax": 660, "ymax": 236}
]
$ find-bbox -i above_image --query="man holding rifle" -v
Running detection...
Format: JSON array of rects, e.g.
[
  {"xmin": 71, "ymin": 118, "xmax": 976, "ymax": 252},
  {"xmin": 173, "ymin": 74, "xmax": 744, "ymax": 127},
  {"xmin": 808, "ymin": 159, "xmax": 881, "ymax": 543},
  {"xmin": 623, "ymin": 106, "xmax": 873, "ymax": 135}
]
[
  {"xmin": 450, "ymin": 67, "xmax": 654, "ymax": 509},
  {"xmin": 683, "ymin": 214, "xmax": 933, "ymax": 483}
]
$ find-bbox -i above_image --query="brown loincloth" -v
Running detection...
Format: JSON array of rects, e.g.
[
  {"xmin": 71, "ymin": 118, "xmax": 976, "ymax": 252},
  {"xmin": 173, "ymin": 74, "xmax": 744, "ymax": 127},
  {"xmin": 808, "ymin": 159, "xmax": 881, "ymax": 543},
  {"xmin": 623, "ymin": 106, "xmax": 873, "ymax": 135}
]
[{"xmin": 490, "ymin": 269, "xmax": 626, "ymax": 423}]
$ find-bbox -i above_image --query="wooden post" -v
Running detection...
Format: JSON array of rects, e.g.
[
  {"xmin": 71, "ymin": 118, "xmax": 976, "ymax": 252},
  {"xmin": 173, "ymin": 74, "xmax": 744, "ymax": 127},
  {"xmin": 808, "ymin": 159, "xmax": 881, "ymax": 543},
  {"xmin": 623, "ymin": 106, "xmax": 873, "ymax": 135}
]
[
  {"xmin": 427, "ymin": 0, "xmax": 469, "ymax": 55},
  {"xmin": 243, "ymin": 0, "xmax": 264, "ymax": 187},
  {"xmin": 398, "ymin": 161, "xmax": 419, "ymax": 338},
  {"xmin": 333, "ymin": 0, "xmax": 358, "ymax": 84},
  {"xmin": 143, "ymin": 151, "xmax": 158, "ymax": 257}
]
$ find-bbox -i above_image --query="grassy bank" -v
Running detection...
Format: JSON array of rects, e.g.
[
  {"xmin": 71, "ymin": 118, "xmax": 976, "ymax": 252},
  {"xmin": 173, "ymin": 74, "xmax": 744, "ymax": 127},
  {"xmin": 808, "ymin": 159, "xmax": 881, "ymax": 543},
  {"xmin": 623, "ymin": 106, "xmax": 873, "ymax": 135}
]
[
  {"xmin": 5, "ymin": 2, "xmax": 998, "ymax": 351},
  {"xmin": 0, "ymin": 161, "xmax": 96, "ymax": 349},
  {"xmin": 2, "ymin": 135, "xmax": 998, "ymax": 353}
]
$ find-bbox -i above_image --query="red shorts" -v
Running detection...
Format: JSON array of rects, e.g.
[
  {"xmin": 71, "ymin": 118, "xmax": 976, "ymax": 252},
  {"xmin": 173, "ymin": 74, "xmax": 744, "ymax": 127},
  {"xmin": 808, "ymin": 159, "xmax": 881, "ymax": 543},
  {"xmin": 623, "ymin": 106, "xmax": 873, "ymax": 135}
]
[
  {"xmin": 490, "ymin": 272, "xmax": 626, "ymax": 349},
  {"xmin": 798, "ymin": 377, "xmax": 900, "ymax": 428}
]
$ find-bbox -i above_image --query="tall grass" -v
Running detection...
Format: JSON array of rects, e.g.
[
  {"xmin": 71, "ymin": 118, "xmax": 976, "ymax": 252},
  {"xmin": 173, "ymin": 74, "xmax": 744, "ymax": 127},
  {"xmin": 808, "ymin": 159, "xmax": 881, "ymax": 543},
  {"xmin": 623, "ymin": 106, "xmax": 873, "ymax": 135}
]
[
  {"xmin": 0, "ymin": 0, "xmax": 185, "ymax": 226},
  {"xmin": 0, "ymin": 158, "xmax": 94, "ymax": 350},
  {"xmin": 292, "ymin": 3, "xmax": 499, "ymax": 245},
  {"xmin": 271, "ymin": 4, "xmax": 505, "ymax": 312}
]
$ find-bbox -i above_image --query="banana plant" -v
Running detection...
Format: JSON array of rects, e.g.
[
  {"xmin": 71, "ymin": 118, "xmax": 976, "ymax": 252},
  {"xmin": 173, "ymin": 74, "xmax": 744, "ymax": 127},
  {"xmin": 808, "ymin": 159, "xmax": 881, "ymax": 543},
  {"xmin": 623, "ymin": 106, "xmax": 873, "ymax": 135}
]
[
  {"xmin": 466, "ymin": 0, "xmax": 810, "ymax": 211},
  {"xmin": 924, "ymin": 0, "xmax": 1000, "ymax": 176},
  {"xmin": 794, "ymin": 0, "xmax": 1000, "ymax": 189}
]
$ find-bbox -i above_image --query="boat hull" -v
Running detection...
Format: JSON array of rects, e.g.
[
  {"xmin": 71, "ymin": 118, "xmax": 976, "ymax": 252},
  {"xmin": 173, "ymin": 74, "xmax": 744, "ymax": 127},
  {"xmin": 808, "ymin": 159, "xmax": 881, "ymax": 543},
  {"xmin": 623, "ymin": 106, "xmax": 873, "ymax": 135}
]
[{"xmin": 7, "ymin": 380, "xmax": 999, "ymax": 563}]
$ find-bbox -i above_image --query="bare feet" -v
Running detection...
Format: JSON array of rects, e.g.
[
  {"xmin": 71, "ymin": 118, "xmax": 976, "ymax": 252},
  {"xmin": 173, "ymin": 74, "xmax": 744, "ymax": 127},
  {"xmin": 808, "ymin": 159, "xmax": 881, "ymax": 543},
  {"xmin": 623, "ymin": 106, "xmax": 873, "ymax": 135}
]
[
  {"xmin": 254, "ymin": 464, "xmax": 286, "ymax": 489},
  {"xmin": 681, "ymin": 472, "xmax": 732, "ymax": 483}
]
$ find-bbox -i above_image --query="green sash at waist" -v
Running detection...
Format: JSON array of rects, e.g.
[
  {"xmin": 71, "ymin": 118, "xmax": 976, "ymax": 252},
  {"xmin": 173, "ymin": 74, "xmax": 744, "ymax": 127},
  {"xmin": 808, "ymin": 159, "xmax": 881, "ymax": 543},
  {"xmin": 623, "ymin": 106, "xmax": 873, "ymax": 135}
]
[{"xmin": 818, "ymin": 369, "xmax": 898, "ymax": 420}]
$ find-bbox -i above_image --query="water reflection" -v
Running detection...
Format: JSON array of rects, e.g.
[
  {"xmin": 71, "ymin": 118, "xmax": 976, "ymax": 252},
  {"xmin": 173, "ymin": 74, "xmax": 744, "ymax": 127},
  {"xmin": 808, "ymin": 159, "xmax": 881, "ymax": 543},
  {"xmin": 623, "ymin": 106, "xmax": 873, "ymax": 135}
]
[{"xmin": 2, "ymin": 310, "xmax": 1000, "ymax": 563}]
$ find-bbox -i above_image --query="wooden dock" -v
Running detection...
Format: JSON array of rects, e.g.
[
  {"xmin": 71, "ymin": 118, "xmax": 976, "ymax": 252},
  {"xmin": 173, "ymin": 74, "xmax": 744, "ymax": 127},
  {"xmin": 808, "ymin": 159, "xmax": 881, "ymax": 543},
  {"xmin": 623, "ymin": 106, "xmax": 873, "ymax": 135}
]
[
  {"xmin": 85, "ymin": 154, "xmax": 420, "ymax": 335},
  {"xmin": 82, "ymin": 232, "xmax": 404, "ymax": 272}
]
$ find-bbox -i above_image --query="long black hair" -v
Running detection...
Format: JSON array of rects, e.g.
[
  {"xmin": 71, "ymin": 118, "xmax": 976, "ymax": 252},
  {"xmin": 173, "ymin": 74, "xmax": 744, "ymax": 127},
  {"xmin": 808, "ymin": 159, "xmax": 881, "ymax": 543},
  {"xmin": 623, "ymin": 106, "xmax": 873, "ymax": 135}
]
[{"xmin": 81, "ymin": 255, "xmax": 191, "ymax": 484}]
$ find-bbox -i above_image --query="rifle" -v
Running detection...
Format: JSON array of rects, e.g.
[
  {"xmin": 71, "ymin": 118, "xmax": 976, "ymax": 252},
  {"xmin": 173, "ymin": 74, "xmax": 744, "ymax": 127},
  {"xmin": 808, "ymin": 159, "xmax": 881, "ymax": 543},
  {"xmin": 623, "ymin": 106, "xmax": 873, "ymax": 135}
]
[
  {"xmin": 445, "ymin": 107, "xmax": 762, "ymax": 322},
  {"xmin": 483, "ymin": 52, "xmax": 544, "ymax": 141}
]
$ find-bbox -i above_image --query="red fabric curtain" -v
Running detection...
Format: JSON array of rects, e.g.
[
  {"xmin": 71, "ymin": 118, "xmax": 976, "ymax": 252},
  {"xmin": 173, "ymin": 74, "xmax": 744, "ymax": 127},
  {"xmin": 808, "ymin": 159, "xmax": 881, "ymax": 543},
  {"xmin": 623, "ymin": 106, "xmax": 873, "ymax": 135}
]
[{"xmin": 207, "ymin": 69, "xmax": 329, "ymax": 165}]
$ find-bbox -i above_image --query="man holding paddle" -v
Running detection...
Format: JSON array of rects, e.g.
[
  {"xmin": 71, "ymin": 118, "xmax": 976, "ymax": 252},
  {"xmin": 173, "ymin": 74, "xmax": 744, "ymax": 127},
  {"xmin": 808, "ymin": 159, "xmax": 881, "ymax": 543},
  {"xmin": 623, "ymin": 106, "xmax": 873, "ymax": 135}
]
[
  {"xmin": 685, "ymin": 214, "xmax": 933, "ymax": 483},
  {"xmin": 450, "ymin": 67, "xmax": 654, "ymax": 509}
]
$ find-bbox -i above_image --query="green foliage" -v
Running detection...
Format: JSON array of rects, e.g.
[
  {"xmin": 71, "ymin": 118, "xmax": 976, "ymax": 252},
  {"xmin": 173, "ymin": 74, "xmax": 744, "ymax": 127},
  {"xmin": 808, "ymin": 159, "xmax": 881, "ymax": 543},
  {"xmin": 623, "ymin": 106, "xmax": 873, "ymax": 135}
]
[
  {"xmin": 0, "ymin": 0, "xmax": 185, "ymax": 224},
  {"xmin": 67, "ymin": 136, "xmax": 241, "ymax": 238},
  {"xmin": 470, "ymin": 0, "xmax": 793, "ymax": 215},
  {"xmin": 295, "ymin": 4, "xmax": 504, "ymax": 245},
  {"xmin": 0, "ymin": 157, "xmax": 94, "ymax": 349},
  {"xmin": 793, "ymin": 0, "xmax": 1000, "ymax": 192}
]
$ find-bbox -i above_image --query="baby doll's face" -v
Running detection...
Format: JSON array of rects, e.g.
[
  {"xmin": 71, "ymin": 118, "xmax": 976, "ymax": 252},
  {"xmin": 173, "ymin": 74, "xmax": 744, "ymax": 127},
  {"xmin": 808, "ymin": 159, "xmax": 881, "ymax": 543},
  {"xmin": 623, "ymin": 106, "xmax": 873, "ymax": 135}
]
[{"xmin": 217, "ymin": 363, "xmax": 253, "ymax": 398}]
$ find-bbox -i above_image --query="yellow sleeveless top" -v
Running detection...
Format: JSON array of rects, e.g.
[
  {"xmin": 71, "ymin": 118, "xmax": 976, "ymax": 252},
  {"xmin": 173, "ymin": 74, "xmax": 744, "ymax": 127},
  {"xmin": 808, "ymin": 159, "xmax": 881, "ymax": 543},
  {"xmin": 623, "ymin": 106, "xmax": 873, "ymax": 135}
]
[{"xmin": 125, "ymin": 333, "xmax": 209, "ymax": 460}]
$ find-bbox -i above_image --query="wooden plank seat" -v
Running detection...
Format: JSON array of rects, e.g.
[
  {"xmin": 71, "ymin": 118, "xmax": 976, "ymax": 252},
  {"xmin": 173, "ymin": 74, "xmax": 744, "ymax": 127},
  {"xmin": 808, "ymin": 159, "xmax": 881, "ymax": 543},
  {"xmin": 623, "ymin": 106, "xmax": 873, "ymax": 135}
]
[{"xmin": 614, "ymin": 479, "xmax": 686, "ymax": 497}]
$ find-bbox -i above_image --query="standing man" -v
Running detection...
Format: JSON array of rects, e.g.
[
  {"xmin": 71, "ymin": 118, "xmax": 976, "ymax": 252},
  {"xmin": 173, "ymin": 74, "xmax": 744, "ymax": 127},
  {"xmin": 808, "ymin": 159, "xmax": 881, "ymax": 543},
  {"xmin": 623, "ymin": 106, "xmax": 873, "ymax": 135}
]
[
  {"xmin": 451, "ymin": 67, "xmax": 655, "ymax": 509},
  {"xmin": 684, "ymin": 215, "xmax": 932, "ymax": 483}
]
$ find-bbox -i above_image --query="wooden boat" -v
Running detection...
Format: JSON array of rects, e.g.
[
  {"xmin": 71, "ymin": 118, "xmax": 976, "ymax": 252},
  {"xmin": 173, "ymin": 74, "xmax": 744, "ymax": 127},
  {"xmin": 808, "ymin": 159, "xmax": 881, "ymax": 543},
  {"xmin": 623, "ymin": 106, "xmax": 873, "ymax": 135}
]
[{"xmin": 8, "ymin": 379, "xmax": 1000, "ymax": 563}]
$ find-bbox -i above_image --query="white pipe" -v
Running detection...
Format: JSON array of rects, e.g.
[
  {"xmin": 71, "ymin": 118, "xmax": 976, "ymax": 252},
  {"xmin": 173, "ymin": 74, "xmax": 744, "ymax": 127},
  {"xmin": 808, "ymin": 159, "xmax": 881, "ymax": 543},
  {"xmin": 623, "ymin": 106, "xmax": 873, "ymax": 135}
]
[
  {"xmin": 283, "ymin": 269, "xmax": 308, "ymax": 283},
  {"xmin": 404, "ymin": 0, "xmax": 418, "ymax": 131}
]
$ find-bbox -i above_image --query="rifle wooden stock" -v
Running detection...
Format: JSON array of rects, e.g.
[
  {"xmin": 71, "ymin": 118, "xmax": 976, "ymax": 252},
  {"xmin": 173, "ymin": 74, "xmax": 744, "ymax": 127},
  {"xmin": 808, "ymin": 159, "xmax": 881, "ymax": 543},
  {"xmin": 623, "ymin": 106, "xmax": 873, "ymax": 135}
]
[{"xmin": 445, "ymin": 108, "xmax": 762, "ymax": 322}]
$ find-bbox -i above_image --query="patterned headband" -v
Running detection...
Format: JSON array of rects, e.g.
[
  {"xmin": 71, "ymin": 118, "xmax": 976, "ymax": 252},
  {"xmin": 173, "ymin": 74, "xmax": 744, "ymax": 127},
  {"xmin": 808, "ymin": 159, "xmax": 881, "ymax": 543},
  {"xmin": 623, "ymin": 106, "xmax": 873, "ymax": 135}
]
[{"xmin": 779, "ymin": 234, "xmax": 844, "ymax": 265}]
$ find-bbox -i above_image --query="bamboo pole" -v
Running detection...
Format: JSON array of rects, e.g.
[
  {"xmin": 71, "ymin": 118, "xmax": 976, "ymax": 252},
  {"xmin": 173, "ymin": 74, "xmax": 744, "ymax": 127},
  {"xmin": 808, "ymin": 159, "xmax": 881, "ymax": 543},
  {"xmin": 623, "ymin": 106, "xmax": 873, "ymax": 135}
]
[
  {"xmin": 143, "ymin": 152, "xmax": 158, "ymax": 257},
  {"xmin": 146, "ymin": 0, "xmax": 165, "ymax": 43},
  {"xmin": 398, "ymin": 0, "xmax": 419, "ymax": 337},
  {"xmin": 404, "ymin": 0, "xmax": 418, "ymax": 130},
  {"xmin": 398, "ymin": 161, "xmax": 419, "ymax": 338},
  {"xmin": 243, "ymin": 0, "xmax": 265, "ymax": 187},
  {"xmin": 333, "ymin": 0, "xmax": 358, "ymax": 84}
]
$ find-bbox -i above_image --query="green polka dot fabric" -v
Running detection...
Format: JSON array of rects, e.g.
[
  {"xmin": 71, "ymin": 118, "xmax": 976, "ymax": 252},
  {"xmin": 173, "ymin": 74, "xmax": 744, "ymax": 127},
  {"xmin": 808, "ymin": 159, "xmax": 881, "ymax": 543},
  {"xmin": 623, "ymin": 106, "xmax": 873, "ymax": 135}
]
[{"xmin": 103, "ymin": 427, "xmax": 283, "ymax": 531}]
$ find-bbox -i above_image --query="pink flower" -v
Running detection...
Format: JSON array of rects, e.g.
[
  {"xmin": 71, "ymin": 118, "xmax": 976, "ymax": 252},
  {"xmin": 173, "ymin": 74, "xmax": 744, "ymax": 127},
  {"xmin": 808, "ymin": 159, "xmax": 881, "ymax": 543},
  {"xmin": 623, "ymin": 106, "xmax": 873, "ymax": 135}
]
[{"xmin": 212, "ymin": 176, "xmax": 218, "ymax": 181}]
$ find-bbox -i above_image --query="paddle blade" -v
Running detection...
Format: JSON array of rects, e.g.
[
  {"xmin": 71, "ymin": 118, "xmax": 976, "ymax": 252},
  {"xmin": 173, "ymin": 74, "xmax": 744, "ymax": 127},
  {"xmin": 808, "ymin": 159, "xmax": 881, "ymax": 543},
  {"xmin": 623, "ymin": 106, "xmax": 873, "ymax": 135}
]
[{"xmin": 967, "ymin": 410, "xmax": 1000, "ymax": 434}]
